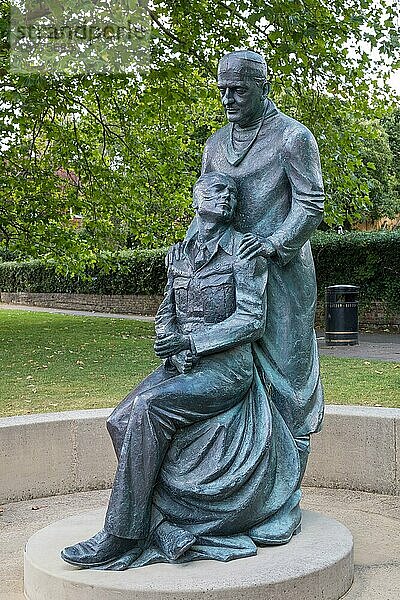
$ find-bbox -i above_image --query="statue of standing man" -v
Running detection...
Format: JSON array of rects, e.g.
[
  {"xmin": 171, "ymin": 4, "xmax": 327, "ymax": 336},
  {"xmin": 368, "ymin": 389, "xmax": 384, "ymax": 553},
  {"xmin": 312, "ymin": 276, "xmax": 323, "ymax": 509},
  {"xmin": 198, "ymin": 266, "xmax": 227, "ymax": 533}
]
[{"xmin": 201, "ymin": 49, "xmax": 325, "ymax": 541}]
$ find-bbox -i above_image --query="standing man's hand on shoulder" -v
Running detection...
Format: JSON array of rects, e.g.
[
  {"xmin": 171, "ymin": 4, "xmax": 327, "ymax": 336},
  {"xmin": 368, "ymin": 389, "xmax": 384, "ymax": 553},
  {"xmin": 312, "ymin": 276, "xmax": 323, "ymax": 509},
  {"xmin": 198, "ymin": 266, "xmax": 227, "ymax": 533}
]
[{"xmin": 239, "ymin": 233, "xmax": 275, "ymax": 260}]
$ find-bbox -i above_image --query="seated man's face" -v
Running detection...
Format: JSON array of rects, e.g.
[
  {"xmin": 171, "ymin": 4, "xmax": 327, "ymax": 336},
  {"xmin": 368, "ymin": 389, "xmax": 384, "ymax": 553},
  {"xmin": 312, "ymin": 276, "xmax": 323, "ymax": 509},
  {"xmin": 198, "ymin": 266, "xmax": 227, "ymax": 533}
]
[{"xmin": 195, "ymin": 182, "xmax": 236, "ymax": 223}]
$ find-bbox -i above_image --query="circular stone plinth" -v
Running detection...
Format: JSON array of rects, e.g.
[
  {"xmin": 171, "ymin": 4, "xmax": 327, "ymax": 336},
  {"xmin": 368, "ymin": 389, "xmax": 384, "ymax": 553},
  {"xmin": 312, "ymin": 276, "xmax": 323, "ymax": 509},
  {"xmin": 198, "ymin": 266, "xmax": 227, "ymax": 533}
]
[{"xmin": 24, "ymin": 509, "xmax": 353, "ymax": 600}]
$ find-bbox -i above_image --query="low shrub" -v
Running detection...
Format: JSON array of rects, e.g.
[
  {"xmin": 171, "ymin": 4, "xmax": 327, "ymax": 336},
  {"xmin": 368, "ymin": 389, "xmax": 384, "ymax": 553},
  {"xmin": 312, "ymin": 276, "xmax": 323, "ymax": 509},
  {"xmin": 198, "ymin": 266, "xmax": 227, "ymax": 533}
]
[
  {"xmin": 312, "ymin": 230, "xmax": 400, "ymax": 309},
  {"xmin": 0, "ymin": 232, "xmax": 399, "ymax": 311},
  {"xmin": 0, "ymin": 249, "xmax": 168, "ymax": 296}
]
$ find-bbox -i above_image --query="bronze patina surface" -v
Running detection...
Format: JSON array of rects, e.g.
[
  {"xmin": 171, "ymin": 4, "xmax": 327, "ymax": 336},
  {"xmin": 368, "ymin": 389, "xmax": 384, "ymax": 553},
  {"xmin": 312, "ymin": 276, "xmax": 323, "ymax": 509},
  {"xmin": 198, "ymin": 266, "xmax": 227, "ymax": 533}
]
[{"xmin": 61, "ymin": 50, "xmax": 324, "ymax": 570}]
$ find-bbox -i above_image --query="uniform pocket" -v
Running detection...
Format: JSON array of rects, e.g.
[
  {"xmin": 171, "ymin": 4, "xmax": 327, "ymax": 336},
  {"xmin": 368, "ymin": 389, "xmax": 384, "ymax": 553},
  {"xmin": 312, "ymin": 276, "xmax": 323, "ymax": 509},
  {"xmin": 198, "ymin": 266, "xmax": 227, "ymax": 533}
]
[
  {"xmin": 201, "ymin": 273, "xmax": 236, "ymax": 323},
  {"xmin": 173, "ymin": 277, "xmax": 190, "ymax": 315}
]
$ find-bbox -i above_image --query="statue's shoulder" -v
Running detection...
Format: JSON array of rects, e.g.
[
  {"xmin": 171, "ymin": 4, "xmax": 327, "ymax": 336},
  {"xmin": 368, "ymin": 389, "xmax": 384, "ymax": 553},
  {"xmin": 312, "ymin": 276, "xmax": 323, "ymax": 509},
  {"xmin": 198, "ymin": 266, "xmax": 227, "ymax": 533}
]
[
  {"xmin": 230, "ymin": 230, "xmax": 268, "ymax": 278},
  {"xmin": 276, "ymin": 111, "xmax": 317, "ymax": 148},
  {"xmin": 231, "ymin": 230, "xmax": 248, "ymax": 259},
  {"xmin": 202, "ymin": 125, "xmax": 230, "ymax": 170},
  {"xmin": 231, "ymin": 229, "xmax": 245, "ymax": 248},
  {"xmin": 205, "ymin": 124, "xmax": 230, "ymax": 149}
]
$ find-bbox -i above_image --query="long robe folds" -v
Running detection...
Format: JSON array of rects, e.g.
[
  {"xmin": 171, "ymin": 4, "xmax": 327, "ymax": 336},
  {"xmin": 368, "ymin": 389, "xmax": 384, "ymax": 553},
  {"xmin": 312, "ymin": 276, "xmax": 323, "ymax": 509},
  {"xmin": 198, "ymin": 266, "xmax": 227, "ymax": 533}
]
[{"xmin": 201, "ymin": 99, "xmax": 325, "ymax": 438}]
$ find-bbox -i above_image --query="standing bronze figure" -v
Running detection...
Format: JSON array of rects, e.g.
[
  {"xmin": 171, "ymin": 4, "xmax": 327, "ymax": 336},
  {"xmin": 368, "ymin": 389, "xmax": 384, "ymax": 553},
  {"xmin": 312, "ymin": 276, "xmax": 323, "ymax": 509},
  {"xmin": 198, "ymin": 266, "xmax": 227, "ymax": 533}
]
[
  {"xmin": 201, "ymin": 49, "xmax": 325, "ymax": 540},
  {"xmin": 61, "ymin": 50, "xmax": 324, "ymax": 570}
]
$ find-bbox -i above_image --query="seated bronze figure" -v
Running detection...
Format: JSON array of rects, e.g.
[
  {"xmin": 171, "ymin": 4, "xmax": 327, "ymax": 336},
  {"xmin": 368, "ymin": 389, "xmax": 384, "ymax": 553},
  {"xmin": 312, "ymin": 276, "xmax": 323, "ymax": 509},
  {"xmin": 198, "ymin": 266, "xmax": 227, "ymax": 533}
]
[{"xmin": 61, "ymin": 171, "xmax": 301, "ymax": 570}]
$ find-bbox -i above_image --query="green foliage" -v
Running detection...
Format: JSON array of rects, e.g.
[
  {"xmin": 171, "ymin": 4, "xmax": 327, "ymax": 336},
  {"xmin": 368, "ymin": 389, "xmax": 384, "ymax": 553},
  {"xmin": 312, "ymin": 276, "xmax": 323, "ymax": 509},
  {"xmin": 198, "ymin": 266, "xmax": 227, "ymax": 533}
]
[
  {"xmin": 0, "ymin": 248, "xmax": 18, "ymax": 262},
  {"xmin": 1, "ymin": 233, "xmax": 400, "ymax": 314},
  {"xmin": 357, "ymin": 119, "xmax": 400, "ymax": 222},
  {"xmin": 383, "ymin": 107, "xmax": 400, "ymax": 198},
  {"xmin": 0, "ymin": 248, "xmax": 168, "ymax": 295},
  {"xmin": 0, "ymin": 0, "xmax": 399, "ymax": 270},
  {"xmin": 312, "ymin": 231, "xmax": 400, "ymax": 309}
]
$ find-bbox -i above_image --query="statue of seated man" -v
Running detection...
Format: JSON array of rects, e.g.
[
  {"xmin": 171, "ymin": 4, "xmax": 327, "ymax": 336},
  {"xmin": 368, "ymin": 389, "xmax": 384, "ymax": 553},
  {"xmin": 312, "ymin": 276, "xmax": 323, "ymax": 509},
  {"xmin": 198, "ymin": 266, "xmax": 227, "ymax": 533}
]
[{"xmin": 61, "ymin": 171, "xmax": 273, "ymax": 569}]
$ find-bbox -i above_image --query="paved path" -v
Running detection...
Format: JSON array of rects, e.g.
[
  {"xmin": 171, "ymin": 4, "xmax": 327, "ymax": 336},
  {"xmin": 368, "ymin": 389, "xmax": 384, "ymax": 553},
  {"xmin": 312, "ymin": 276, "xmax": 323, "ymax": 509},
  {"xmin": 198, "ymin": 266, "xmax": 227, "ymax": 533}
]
[
  {"xmin": 1, "ymin": 486, "xmax": 399, "ymax": 600},
  {"xmin": 1, "ymin": 303, "xmax": 399, "ymax": 362},
  {"xmin": 0, "ymin": 302, "xmax": 155, "ymax": 322},
  {"xmin": 316, "ymin": 330, "xmax": 400, "ymax": 363}
]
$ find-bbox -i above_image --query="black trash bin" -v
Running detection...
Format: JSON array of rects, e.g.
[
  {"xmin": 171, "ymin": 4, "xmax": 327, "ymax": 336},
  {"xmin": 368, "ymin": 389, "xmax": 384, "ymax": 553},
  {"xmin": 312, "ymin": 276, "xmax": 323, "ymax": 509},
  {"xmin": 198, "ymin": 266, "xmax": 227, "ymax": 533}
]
[{"xmin": 325, "ymin": 285, "xmax": 359, "ymax": 346}]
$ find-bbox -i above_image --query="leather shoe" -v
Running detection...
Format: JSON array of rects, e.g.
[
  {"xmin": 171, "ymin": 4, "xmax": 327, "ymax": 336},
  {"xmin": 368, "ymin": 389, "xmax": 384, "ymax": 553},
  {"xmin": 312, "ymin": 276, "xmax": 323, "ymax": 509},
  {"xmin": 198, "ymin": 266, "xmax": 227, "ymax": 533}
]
[{"xmin": 61, "ymin": 529, "xmax": 142, "ymax": 567}]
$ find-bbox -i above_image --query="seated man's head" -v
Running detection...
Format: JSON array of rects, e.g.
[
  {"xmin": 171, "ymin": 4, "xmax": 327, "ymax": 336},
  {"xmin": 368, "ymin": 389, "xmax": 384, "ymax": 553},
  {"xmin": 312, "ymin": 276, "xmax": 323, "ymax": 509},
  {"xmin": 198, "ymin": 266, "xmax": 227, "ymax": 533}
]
[{"xmin": 193, "ymin": 172, "xmax": 238, "ymax": 224}]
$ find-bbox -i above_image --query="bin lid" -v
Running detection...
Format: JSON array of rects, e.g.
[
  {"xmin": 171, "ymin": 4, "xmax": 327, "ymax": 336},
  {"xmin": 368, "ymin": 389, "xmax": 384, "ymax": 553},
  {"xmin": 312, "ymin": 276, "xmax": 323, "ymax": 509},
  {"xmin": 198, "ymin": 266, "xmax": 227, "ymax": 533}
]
[{"xmin": 326, "ymin": 285, "xmax": 359, "ymax": 293}]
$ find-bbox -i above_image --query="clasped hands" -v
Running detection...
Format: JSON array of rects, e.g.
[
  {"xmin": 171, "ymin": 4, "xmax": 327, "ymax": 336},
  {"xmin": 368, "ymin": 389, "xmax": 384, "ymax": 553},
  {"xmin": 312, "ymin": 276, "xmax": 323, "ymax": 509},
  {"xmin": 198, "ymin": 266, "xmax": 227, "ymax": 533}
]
[
  {"xmin": 154, "ymin": 333, "xmax": 190, "ymax": 358},
  {"xmin": 154, "ymin": 333, "xmax": 196, "ymax": 373},
  {"xmin": 238, "ymin": 234, "xmax": 275, "ymax": 260}
]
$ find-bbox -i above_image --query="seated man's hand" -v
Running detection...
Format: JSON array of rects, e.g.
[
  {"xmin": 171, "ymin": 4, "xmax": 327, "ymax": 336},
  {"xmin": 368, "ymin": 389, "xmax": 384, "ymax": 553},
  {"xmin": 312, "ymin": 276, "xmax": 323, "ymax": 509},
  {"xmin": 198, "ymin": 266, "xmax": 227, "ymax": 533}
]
[
  {"xmin": 239, "ymin": 233, "xmax": 275, "ymax": 261},
  {"xmin": 182, "ymin": 350, "xmax": 199, "ymax": 373},
  {"xmin": 154, "ymin": 333, "xmax": 191, "ymax": 358}
]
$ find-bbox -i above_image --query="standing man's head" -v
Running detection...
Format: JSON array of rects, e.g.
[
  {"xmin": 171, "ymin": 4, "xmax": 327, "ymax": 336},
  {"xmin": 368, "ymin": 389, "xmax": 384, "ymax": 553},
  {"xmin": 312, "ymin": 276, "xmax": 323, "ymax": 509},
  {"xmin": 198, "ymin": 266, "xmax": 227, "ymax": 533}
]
[
  {"xmin": 217, "ymin": 50, "xmax": 270, "ymax": 127},
  {"xmin": 193, "ymin": 172, "xmax": 238, "ymax": 224}
]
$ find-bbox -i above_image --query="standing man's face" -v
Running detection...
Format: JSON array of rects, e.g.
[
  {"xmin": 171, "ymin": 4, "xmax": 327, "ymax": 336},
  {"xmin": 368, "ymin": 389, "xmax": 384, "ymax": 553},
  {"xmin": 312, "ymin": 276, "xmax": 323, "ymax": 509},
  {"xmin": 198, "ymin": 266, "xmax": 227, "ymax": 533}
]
[{"xmin": 217, "ymin": 64, "xmax": 266, "ymax": 127}]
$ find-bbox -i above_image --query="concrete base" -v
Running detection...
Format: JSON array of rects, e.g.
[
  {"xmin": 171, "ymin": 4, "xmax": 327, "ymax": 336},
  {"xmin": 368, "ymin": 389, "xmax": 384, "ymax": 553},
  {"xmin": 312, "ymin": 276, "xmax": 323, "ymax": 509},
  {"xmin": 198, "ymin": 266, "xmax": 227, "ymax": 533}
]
[{"xmin": 24, "ymin": 509, "xmax": 353, "ymax": 600}]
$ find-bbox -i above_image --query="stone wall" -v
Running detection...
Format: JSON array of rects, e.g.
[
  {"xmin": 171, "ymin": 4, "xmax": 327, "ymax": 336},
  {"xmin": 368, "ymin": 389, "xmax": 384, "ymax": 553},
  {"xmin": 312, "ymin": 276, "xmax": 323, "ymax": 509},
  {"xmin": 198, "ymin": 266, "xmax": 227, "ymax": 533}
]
[
  {"xmin": 0, "ymin": 291, "xmax": 163, "ymax": 317},
  {"xmin": 1, "ymin": 291, "xmax": 399, "ymax": 329},
  {"xmin": 315, "ymin": 299, "xmax": 400, "ymax": 331},
  {"xmin": 1, "ymin": 406, "xmax": 399, "ymax": 503}
]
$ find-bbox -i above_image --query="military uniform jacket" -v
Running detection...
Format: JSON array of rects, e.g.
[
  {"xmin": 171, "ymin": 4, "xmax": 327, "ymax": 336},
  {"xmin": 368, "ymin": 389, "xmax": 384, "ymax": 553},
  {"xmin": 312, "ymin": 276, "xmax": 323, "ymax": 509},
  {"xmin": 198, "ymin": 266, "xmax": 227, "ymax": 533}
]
[{"xmin": 155, "ymin": 226, "xmax": 268, "ymax": 372}]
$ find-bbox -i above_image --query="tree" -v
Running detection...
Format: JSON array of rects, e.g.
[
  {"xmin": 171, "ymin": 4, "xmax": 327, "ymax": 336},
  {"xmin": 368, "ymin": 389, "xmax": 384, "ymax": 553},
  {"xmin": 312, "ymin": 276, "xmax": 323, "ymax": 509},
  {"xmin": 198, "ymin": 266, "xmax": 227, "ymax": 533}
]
[
  {"xmin": 359, "ymin": 118, "xmax": 400, "ymax": 223},
  {"xmin": 384, "ymin": 107, "xmax": 400, "ymax": 196},
  {"xmin": 0, "ymin": 0, "xmax": 399, "ymax": 271}
]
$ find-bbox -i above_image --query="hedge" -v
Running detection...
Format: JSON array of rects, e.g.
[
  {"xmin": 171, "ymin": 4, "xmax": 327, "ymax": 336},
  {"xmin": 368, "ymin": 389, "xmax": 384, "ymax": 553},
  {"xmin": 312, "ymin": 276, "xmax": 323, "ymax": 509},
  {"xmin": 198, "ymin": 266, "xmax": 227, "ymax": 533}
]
[
  {"xmin": 0, "ymin": 232, "xmax": 399, "ymax": 311},
  {"xmin": 0, "ymin": 249, "xmax": 19, "ymax": 262},
  {"xmin": 312, "ymin": 231, "xmax": 400, "ymax": 310},
  {"xmin": 0, "ymin": 249, "xmax": 168, "ymax": 296}
]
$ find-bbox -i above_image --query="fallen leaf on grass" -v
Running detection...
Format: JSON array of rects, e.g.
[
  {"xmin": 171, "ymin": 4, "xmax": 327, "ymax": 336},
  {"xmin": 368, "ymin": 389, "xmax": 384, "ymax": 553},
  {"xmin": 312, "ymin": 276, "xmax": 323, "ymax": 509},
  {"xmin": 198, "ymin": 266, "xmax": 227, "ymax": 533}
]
[
  {"xmin": 31, "ymin": 505, "xmax": 47, "ymax": 511},
  {"xmin": 374, "ymin": 371, "xmax": 384, "ymax": 375}
]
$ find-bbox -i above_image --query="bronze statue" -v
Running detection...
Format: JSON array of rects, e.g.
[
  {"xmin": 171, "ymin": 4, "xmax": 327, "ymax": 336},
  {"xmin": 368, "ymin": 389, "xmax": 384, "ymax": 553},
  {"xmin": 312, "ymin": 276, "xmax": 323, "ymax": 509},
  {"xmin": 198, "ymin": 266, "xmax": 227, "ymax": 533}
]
[
  {"xmin": 200, "ymin": 49, "xmax": 325, "ymax": 542},
  {"xmin": 61, "ymin": 50, "xmax": 324, "ymax": 570}
]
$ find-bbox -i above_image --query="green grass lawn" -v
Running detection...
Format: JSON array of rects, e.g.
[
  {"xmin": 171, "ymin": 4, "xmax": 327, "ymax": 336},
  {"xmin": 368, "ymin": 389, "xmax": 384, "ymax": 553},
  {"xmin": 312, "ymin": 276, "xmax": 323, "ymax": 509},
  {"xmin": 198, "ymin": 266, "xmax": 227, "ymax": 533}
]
[
  {"xmin": 0, "ymin": 310, "xmax": 160, "ymax": 417},
  {"xmin": 0, "ymin": 309, "xmax": 399, "ymax": 418},
  {"xmin": 320, "ymin": 356, "xmax": 399, "ymax": 409}
]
